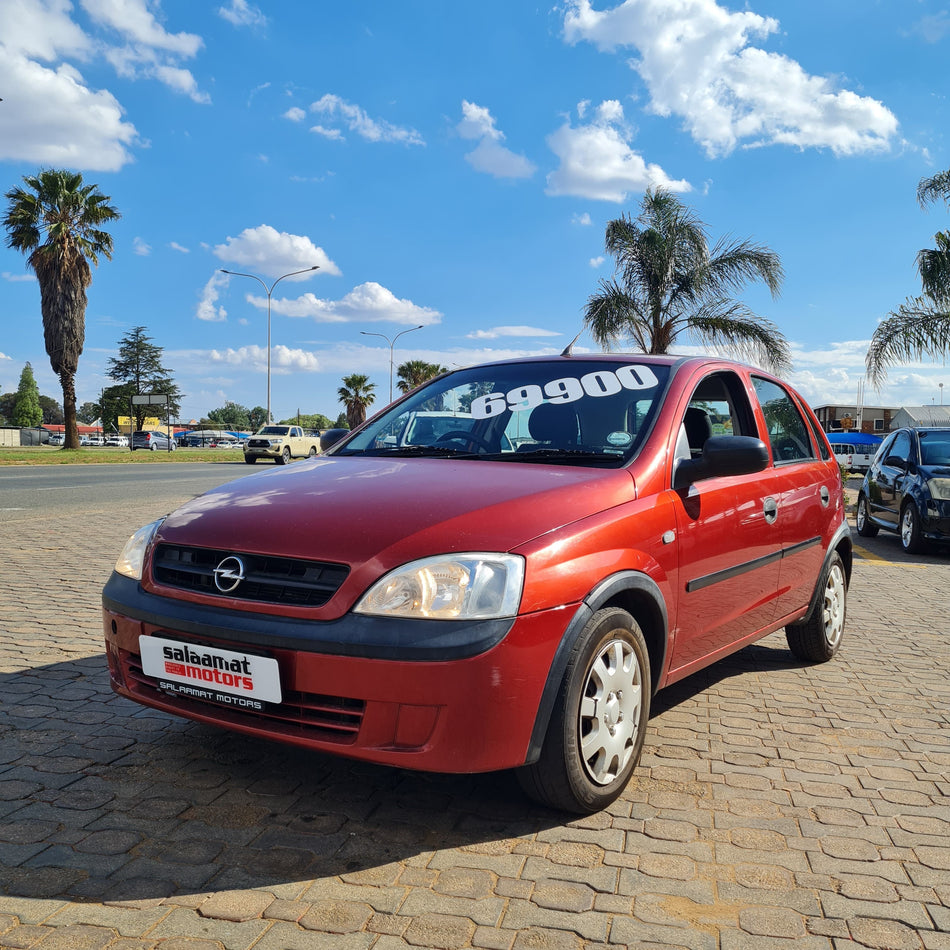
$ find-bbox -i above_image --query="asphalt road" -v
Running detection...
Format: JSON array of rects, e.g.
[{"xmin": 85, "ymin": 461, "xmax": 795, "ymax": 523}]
[{"xmin": 0, "ymin": 462, "xmax": 254, "ymax": 524}]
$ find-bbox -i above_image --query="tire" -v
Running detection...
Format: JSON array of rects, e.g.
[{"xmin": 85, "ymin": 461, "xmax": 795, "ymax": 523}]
[
  {"xmin": 855, "ymin": 495, "xmax": 878, "ymax": 537},
  {"xmin": 149, "ymin": 443, "xmax": 157, "ymax": 451},
  {"xmin": 785, "ymin": 551, "xmax": 847, "ymax": 663},
  {"xmin": 277, "ymin": 447, "xmax": 291, "ymax": 465},
  {"xmin": 900, "ymin": 502, "xmax": 926, "ymax": 554},
  {"xmin": 244, "ymin": 456, "xmax": 256, "ymax": 465},
  {"xmin": 308, "ymin": 445, "xmax": 318, "ymax": 457},
  {"xmin": 517, "ymin": 607, "xmax": 650, "ymax": 814}
]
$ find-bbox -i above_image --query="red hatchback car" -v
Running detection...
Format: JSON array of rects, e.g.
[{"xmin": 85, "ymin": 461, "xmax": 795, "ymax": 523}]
[{"xmin": 103, "ymin": 354, "xmax": 851, "ymax": 813}]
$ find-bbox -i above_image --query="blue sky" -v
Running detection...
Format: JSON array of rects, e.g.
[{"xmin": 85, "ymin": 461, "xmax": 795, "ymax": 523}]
[{"xmin": 1, "ymin": 0, "xmax": 948, "ymax": 424}]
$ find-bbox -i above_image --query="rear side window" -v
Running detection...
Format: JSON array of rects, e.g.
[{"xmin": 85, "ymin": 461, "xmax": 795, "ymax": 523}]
[{"xmin": 752, "ymin": 377, "xmax": 816, "ymax": 464}]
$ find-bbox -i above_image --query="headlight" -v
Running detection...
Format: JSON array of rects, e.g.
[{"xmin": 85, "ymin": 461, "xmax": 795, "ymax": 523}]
[
  {"xmin": 114, "ymin": 519, "xmax": 163, "ymax": 580},
  {"xmin": 354, "ymin": 554, "xmax": 524, "ymax": 620},
  {"xmin": 927, "ymin": 478, "xmax": 950, "ymax": 501}
]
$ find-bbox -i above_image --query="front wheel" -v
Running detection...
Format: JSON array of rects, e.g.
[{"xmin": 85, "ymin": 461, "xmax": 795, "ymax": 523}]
[
  {"xmin": 517, "ymin": 607, "xmax": 650, "ymax": 814},
  {"xmin": 900, "ymin": 502, "xmax": 926, "ymax": 554},
  {"xmin": 785, "ymin": 551, "xmax": 847, "ymax": 663},
  {"xmin": 855, "ymin": 495, "xmax": 878, "ymax": 537},
  {"xmin": 244, "ymin": 456, "xmax": 256, "ymax": 465},
  {"xmin": 277, "ymin": 447, "xmax": 291, "ymax": 465}
]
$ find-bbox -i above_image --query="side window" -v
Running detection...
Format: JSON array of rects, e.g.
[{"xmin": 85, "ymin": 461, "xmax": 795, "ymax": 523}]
[
  {"xmin": 888, "ymin": 430, "xmax": 911, "ymax": 463},
  {"xmin": 674, "ymin": 371, "xmax": 757, "ymax": 463},
  {"xmin": 752, "ymin": 377, "xmax": 816, "ymax": 464}
]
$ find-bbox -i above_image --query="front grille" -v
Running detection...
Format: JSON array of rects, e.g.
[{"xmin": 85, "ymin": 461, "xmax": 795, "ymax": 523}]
[
  {"xmin": 153, "ymin": 545, "xmax": 348, "ymax": 607},
  {"xmin": 247, "ymin": 439, "xmax": 271, "ymax": 448},
  {"xmin": 118, "ymin": 646, "xmax": 364, "ymax": 743}
]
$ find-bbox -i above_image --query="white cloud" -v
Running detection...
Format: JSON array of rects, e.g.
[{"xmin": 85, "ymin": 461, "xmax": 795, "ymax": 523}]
[
  {"xmin": 208, "ymin": 344, "xmax": 320, "ymax": 374},
  {"xmin": 906, "ymin": 12, "xmax": 950, "ymax": 44},
  {"xmin": 196, "ymin": 272, "xmax": 228, "ymax": 323},
  {"xmin": 169, "ymin": 242, "xmax": 189, "ymax": 253},
  {"xmin": 267, "ymin": 282, "xmax": 442, "ymax": 327},
  {"xmin": 590, "ymin": 256, "xmax": 605, "ymax": 268},
  {"xmin": 283, "ymin": 106, "xmax": 306, "ymax": 122},
  {"xmin": 457, "ymin": 101, "xmax": 536, "ymax": 179},
  {"xmin": 572, "ymin": 212, "xmax": 593, "ymax": 226},
  {"xmin": 563, "ymin": 0, "xmax": 898, "ymax": 157},
  {"xmin": 310, "ymin": 125, "xmax": 344, "ymax": 142},
  {"xmin": 309, "ymin": 93, "xmax": 424, "ymax": 146},
  {"xmin": 2, "ymin": 271, "xmax": 36, "ymax": 283},
  {"xmin": 132, "ymin": 236, "xmax": 151, "ymax": 256},
  {"xmin": 466, "ymin": 326, "xmax": 562, "ymax": 340},
  {"xmin": 218, "ymin": 0, "xmax": 267, "ymax": 29},
  {"xmin": 546, "ymin": 100, "xmax": 691, "ymax": 202},
  {"xmin": 213, "ymin": 225, "xmax": 342, "ymax": 278}
]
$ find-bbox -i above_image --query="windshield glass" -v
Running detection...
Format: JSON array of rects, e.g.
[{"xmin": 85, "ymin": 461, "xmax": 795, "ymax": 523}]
[
  {"xmin": 257, "ymin": 426, "xmax": 290, "ymax": 435},
  {"xmin": 333, "ymin": 359, "xmax": 670, "ymax": 466},
  {"xmin": 919, "ymin": 431, "xmax": 950, "ymax": 466}
]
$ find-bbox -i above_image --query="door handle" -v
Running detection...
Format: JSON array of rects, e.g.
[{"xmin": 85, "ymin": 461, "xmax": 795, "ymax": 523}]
[{"xmin": 763, "ymin": 496, "xmax": 778, "ymax": 524}]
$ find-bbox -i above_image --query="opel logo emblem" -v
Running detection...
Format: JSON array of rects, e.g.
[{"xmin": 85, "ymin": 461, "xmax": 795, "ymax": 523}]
[{"xmin": 213, "ymin": 555, "xmax": 246, "ymax": 593}]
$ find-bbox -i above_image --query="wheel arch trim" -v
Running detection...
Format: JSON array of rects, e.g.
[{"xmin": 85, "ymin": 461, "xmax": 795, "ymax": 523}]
[{"xmin": 522, "ymin": 570, "xmax": 668, "ymax": 765}]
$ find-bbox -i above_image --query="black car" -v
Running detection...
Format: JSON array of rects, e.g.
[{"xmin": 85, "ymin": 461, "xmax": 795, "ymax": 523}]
[{"xmin": 856, "ymin": 427, "xmax": 950, "ymax": 552}]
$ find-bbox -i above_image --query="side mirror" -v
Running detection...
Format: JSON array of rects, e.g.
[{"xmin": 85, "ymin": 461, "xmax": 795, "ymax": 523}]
[
  {"xmin": 674, "ymin": 435, "xmax": 769, "ymax": 490},
  {"xmin": 883, "ymin": 455, "xmax": 906, "ymax": 469},
  {"xmin": 320, "ymin": 428, "xmax": 350, "ymax": 451}
]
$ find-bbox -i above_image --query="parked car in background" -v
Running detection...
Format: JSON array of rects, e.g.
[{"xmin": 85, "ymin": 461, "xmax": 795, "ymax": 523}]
[
  {"xmin": 131, "ymin": 430, "xmax": 176, "ymax": 452},
  {"xmin": 856, "ymin": 426, "xmax": 950, "ymax": 553},
  {"xmin": 106, "ymin": 435, "xmax": 129, "ymax": 447},
  {"xmin": 86, "ymin": 435, "xmax": 105, "ymax": 446},
  {"xmin": 48, "ymin": 433, "xmax": 65, "ymax": 446},
  {"xmin": 830, "ymin": 442, "xmax": 875, "ymax": 473},
  {"xmin": 103, "ymin": 354, "xmax": 851, "ymax": 814}
]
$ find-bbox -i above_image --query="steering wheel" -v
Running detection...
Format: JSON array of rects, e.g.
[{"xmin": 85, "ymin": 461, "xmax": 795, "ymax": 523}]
[
  {"xmin": 436, "ymin": 430, "xmax": 494, "ymax": 453},
  {"xmin": 772, "ymin": 436, "xmax": 808, "ymax": 461}
]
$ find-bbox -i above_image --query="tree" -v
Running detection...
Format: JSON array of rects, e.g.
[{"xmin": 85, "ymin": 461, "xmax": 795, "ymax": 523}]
[
  {"xmin": 206, "ymin": 401, "xmax": 251, "ymax": 430},
  {"xmin": 38, "ymin": 394, "xmax": 64, "ymax": 425},
  {"xmin": 0, "ymin": 392, "xmax": 13, "ymax": 424},
  {"xmin": 12, "ymin": 362, "xmax": 43, "ymax": 427},
  {"xmin": 248, "ymin": 406, "xmax": 268, "ymax": 431},
  {"xmin": 866, "ymin": 168, "xmax": 950, "ymax": 385},
  {"xmin": 106, "ymin": 326, "xmax": 182, "ymax": 430},
  {"xmin": 583, "ymin": 189, "xmax": 788, "ymax": 372},
  {"xmin": 396, "ymin": 360, "xmax": 448, "ymax": 394},
  {"xmin": 278, "ymin": 412, "xmax": 333, "ymax": 430},
  {"xmin": 338, "ymin": 374, "xmax": 376, "ymax": 429},
  {"xmin": 77, "ymin": 401, "xmax": 100, "ymax": 424},
  {"xmin": 333, "ymin": 411, "xmax": 349, "ymax": 430},
  {"xmin": 3, "ymin": 169, "xmax": 120, "ymax": 448}
]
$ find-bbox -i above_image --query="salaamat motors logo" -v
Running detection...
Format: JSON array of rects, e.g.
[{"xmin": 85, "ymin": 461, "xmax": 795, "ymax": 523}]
[{"xmin": 161, "ymin": 644, "xmax": 254, "ymax": 692}]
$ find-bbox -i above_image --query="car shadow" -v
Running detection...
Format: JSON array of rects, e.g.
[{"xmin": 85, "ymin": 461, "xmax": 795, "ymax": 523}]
[{"xmin": 0, "ymin": 638, "xmax": 812, "ymax": 905}]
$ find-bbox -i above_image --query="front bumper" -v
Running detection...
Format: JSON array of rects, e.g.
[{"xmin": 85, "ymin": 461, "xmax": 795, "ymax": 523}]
[{"xmin": 102, "ymin": 573, "xmax": 569, "ymax": 773}]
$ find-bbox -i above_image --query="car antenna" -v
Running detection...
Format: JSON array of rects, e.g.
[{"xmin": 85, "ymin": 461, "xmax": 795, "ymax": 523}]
[{"xmin": 561, "ymin": 331, "xmax": 584, "ymax": 357}]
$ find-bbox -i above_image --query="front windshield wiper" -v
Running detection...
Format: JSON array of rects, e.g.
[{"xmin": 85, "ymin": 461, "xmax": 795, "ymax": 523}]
[
  {"xmin": 492, "ymin": 448, "xmax": 621, "ymax": 464},
  {"xmin": 360, "ymin": 444, "xmax": 481, "ymax": 459}
]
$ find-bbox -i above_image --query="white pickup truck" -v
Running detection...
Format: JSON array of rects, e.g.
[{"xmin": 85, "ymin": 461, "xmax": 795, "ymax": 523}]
[{"xmin": 243, "ymin": 425, "xmax": 321, "ymax": 465}]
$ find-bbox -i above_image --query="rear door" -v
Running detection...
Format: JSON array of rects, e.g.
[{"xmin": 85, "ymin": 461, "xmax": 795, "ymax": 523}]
[{"xmin": 751, "ymin": 376, "xmax": 837, "ymax": 623}]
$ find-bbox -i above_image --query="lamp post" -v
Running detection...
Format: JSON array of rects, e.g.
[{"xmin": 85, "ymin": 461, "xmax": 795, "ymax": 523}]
[
  {"xmin": 360, "ymin": 324, "xmax": 424, "ymax": 403},
  {"xmin": 219, "ymin": 265, "xmax": 319, "ymax": 423}
]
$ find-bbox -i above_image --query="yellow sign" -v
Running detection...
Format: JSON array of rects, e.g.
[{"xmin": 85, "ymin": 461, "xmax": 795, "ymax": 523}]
[
  {"xmin": 118, "ymin": 416, "xmax": 163, "ymax": 431},
  {"xmin": 841, "ymin": 415, "xmax": 854, "ymax": 430}
]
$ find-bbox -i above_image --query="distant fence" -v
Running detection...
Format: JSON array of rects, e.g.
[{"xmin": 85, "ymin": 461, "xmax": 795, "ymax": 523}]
[{"xmin": 0, "ymin": 427, "xmax": 49, "ymax": 447}]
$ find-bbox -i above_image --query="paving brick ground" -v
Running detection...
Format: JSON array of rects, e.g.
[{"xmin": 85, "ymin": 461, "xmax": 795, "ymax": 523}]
[{"xmin": 1, "ymin": 487, "xmax": 948, "ymax": 948}]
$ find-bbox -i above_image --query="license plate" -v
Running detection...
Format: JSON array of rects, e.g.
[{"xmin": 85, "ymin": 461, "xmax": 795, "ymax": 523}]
[{"xmin": 139, "ymin": 635, "xmax": 282, "ymax": 704}]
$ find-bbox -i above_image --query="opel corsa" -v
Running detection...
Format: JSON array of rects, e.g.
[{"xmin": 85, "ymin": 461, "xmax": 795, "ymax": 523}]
[{"xmin": 103, "ymin": 354, "xmax": 851, "ymax": 813}]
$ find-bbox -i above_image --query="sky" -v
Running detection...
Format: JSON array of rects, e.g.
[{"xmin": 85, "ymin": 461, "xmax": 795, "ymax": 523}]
[{"xmin": 1, "ymin": 0, "xmax": 949, "ymax": 426}]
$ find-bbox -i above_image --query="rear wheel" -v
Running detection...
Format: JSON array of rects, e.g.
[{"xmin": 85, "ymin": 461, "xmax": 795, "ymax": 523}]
[
  {"xmin": 785, "ymin": 551, "xmax": 847, "ymax": 662},
  {"xmin": 517, "ymin": 607, "xmax": 650, "ymax": 814},
  {"xmin": 855, "ymin": 495, "xmax": 878, "ymax": 537},
  {"xmin": 900, "ymin": 502, "xmax": 926, "ymax": 553},
  {"xmin": 308, "ymin": 445, "xmax": 318, "ymax": 457}
]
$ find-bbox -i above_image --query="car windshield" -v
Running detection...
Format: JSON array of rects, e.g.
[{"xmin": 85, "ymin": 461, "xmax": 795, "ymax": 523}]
[
  {"xmin": 257, "ymin": 426, "xmax": 290, "ymax": 435},
  {"xmin": 333, "ymin": 358, "xmax": 670, "ymax": 466},
  {"xmin": 919, "ymin": 432, "xmax": 950, "ymax": 466}
]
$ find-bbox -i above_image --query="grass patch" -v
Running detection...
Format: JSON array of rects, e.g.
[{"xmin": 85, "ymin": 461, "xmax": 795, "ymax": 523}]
[{"xmin": 0, "ymin": 446, "xmax": 246, "ymax": 465}]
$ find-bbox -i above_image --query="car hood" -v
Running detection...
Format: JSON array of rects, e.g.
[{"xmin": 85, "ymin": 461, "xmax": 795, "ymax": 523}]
[{"xmin": 156, "ymin": 455, "xmax": 636, "ymax": 570}]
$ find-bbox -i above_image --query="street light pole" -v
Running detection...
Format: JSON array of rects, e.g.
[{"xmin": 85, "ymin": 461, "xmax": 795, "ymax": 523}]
[
  {"xmin": 219, "ymin": 265, "xmax": 319, "ymax": 423},
  {"xmin": 360, "ymin": 325, "xmax": 424, "ymax": 403}
]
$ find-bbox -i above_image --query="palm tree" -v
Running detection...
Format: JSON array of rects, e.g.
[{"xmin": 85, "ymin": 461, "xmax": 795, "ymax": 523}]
[
  {"xmin": 338, "ymin": 373, "xmax": 376, "ymax": 429},
  {"xmin": 583, "ymin": 189, "xmax": 789, "ymax": 372},
  {"xmin": 396, "ymin": 360, "xmax": 447, "ymax": 394},
  {"xmin": 866, "ymin": 168, "xmax": 950, "ymax": 386},
  {"xmin": 3, "ymin": 169, "xmax": 120, "ymax": 448}
]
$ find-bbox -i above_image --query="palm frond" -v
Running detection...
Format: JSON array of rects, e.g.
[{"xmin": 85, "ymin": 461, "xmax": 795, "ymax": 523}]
[
  {"xmin": 583, "ymin": 281, "xmax": 650, "ymax": 352},
  {"xmin": 687, "ymin": 300, "xmax": 792, "ymax": 374},
  {"xmin": 866, "ymin": 297, "xmax": 950, "ymax": 387},
  {"xmin": 917, "ymin": 170, "xmax": 950, "ymax": 209},
  {"xmin": 916, "ymin": 231, "xmax": 950, "ymax": 304},
  {"xmin": 705, "ymin": 237, "xmax": 784, "ymax": 298}
]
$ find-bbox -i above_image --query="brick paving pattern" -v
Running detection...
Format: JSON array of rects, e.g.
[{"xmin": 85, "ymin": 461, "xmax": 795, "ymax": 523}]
[{"xmin": 1, "ymin": 489, "xmax": 948, "ymax": 948}]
